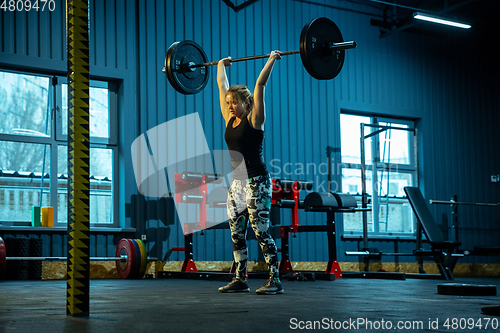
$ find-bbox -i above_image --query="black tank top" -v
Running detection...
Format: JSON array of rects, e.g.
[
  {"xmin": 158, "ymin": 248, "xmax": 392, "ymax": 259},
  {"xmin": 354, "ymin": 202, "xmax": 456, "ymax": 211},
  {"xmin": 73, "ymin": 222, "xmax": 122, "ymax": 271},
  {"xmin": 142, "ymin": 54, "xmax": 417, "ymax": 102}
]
[{"xmin": 225, "ymin": 116, "xmax": 268, "ymax": 179}]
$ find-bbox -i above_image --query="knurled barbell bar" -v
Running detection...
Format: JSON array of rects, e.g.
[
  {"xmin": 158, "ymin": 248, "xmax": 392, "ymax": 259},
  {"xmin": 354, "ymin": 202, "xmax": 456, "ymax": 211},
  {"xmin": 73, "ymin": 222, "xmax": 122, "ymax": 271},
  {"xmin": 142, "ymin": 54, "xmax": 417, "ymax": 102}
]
[
  {"xmin": 187, "ymin": 41, "xmax": 356, "ymax": 68},
  {"xmin": 0, "ymin": 237, "xmax": 154, "ymax": 280},
  {"xmin": 163, "ymin": 17, "xmax": 357, "ymax": 95}
]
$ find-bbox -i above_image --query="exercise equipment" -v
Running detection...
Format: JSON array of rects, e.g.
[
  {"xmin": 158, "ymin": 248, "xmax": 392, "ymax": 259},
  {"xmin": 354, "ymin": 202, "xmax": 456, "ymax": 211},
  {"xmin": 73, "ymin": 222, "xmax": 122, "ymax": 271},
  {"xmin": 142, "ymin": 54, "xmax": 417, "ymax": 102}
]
[
  {"xmin": 136, "ymin": 239, "xmax": 148, "ymax": 279},
  {"xmin": 175, "ymin": 172, "xmax": 224, "ymax": 234},
  {"xmin": 271, "ymin": 179, "xmax": 311, "ymax": 274},
  {"xmin": 339, "ymin": 122, "xmax": 420, "ymax": 278},
  {"xmin": 299, "ymin": 191, "xmax": 359, "ymax": 279},
  {"xmin": 357, "ymin": 125, "xmax": 418, "ymax": 273},
  {"xmin": 166, "ymin": 173, "xmax": 361, "ymax": 281},
  {"xmin": 344, "ymin": 186, "xmax": 472, "ymax": 281},
  {"xmin": 272, "ymin": 179, "xmax": 313, "ymax": 234},
  {"xmin": 404, "ymin": 187, "xmax": 463, "ymax": 280},
  {"xmin": 171, "ymin": 172, "xmax": 228, "ymax": 274},
  {"xmin": 430, "ymin": 194, "xmax": 500, "ymax": 256},
  {"xmin": 437, "ymin": 283, "xmax": 497, "ymax": 296},
  {"xmin": 430, "ymin": 199, "xmax": 500, "ymax": 207},
  {"xmin": 164, "ymin": 40, "xmax": 210, "ymax": 95},
  {"xmin": 115, "ymin": 238, "xmax": 138, "ymax": 279},
  {"xmin": 0, "ymin": 237, "xmax": 153, "ymax": 280},
  {"xmin": 482, "ymin": 305, "xmax": 500, "ymax": 316},
  {"xmin": 163, "ymin": 17, "xmax": 357, "ymax": 94},
  {"xmin": 345, "ymin": 187, "xmax": 499, "ymax": 280}
]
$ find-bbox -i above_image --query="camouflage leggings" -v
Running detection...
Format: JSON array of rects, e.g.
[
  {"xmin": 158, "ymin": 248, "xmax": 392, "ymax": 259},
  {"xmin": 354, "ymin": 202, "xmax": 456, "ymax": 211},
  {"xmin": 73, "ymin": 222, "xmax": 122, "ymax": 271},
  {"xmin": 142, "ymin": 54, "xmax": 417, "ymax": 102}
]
[{"xmin": 227, "ymin": 174, "xmax": 279, "ymax": 279}]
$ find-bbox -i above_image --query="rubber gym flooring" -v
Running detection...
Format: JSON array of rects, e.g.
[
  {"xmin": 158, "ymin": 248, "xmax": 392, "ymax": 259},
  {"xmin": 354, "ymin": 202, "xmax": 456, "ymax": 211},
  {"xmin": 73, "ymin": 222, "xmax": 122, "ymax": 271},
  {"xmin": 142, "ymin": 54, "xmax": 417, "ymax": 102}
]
[{"xmin": 0, "ymin": 276, "xmax": 499, "ymax": 333}]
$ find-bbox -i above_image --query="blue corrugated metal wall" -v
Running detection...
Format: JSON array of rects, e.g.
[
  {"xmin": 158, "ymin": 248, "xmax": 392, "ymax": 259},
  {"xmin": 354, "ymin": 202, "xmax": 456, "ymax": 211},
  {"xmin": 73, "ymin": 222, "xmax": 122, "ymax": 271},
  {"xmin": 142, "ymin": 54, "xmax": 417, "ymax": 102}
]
[{"xmin": 0, "ymin": 0, "xmax": 498, "ymax": 264}]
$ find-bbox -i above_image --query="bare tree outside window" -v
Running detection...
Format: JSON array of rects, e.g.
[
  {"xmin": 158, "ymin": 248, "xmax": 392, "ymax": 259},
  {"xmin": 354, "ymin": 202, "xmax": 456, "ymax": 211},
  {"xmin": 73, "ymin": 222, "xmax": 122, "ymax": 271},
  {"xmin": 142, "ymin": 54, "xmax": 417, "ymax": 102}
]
[{"xmin": 0, "ymin": 72, "xmax": 51, "ymax": 172}]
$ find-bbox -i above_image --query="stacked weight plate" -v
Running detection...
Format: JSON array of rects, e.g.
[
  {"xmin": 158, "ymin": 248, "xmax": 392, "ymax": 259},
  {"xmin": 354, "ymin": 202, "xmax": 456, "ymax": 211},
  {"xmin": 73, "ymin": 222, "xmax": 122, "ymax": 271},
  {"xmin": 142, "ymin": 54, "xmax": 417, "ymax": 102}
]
[{"xmin": 115, "ymin": 238, "xmax": 149, "ymax": 279}]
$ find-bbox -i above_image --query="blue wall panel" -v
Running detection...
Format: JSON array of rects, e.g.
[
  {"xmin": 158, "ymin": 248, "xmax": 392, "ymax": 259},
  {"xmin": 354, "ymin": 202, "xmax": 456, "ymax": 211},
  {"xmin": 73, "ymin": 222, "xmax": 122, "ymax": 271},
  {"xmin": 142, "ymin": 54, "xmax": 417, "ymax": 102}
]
[{"xmin": 0, "ymin": 0, "xmax": 498, "ymax": 265}]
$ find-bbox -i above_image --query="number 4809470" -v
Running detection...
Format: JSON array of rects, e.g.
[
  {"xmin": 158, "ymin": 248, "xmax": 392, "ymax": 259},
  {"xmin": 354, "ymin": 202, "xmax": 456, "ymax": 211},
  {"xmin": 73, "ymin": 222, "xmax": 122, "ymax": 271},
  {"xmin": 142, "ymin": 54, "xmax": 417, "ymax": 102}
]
[{"xmin": 1, "ymin": 0, "xmax": 56, "ymax": 12}]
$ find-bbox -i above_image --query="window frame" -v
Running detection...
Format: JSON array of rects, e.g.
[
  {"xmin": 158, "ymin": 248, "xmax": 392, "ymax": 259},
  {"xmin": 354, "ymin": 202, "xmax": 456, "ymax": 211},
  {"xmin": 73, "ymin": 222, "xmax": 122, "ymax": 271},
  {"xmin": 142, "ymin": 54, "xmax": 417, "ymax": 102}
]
[
  {"xmin": 0, "ymin": 69, "xmax": 118, "ymax": 227},
  {"xmin": 341, "ymin": 113, "xmax": 418, "ymax": 237}
]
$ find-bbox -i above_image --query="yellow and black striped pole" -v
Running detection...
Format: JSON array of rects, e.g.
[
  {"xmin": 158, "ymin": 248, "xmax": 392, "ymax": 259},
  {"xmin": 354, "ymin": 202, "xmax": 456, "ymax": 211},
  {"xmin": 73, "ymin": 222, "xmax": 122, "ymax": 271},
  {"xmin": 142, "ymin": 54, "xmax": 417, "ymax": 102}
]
[{"xmin": 66, "ymin": 0, "xmax": 90, "ymax": 317}]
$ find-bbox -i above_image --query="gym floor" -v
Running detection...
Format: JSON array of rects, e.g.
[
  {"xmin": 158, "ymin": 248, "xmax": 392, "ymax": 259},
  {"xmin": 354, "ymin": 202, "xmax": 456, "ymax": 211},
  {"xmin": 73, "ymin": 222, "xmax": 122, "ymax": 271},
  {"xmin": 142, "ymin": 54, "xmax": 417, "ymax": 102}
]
[{"xmin": 0, "ymin": 276, "xmax": 498, "ymax": 332}]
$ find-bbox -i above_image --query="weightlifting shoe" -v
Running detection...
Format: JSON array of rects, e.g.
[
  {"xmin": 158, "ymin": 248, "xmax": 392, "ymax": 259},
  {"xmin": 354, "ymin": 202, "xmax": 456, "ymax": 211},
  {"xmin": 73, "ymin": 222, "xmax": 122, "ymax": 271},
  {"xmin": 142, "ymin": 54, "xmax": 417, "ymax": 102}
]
[
  {"xmin": 218, "ymin": 277, "xmax": 250, "ymax": 293},
  {"xmin": 256, "ymin": 276, "xmax": 284, "ymax": 295}
]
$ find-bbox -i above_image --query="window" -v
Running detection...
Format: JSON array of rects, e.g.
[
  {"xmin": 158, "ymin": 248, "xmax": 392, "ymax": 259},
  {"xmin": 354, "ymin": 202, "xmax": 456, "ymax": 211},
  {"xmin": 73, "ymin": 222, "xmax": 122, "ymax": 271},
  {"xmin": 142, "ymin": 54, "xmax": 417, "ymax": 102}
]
[
  {"xmin": 341, "ymin": 114, "xmax": 417, "ymax": 236},
  {"xmin": 0, "ymin": 70, "xmax": 117, "ymax": 226}
]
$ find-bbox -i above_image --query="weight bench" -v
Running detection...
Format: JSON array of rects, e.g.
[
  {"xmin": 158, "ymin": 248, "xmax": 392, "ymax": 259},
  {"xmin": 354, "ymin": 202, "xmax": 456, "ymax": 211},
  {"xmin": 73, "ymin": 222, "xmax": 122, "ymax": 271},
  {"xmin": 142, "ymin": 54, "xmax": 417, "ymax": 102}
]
[
  {"xmin": 279, "ymin": 191, "xmax": 357, "ymax": 279},
  {"xmin": 404, "ymin": 187, "xmax": 462, "ymax": 280}
]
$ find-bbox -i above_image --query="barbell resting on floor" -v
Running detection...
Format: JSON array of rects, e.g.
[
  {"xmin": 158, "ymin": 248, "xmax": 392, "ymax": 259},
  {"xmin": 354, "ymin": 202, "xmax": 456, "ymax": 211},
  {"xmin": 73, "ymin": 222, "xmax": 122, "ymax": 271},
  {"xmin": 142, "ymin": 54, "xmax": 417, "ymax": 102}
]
[
  {"xmin": 0, "ymin": 237, "xmax": 155, "ymax": 280},
  {"xmin": 163, "ymin": 17, "xmax": 357, "ymax": 95}
]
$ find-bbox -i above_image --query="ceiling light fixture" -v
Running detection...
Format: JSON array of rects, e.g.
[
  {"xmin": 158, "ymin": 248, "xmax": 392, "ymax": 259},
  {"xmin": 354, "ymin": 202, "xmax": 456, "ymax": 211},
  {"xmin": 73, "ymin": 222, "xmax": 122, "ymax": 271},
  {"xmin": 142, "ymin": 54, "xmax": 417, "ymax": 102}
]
[{"xmin": 413, "ymin": 12, "xmax": 471, "ymax": 29}]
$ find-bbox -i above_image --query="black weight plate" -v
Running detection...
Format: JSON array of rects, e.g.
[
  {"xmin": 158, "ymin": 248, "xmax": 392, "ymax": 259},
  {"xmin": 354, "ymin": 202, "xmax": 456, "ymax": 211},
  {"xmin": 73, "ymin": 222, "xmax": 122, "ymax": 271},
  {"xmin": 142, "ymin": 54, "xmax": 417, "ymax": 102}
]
[
  {"xmin": 165, "ymin": 40, "xmax": 210, "ymax": 95},
  {"xmin": 482, "ymin": 305, "xmax": 500, "ymax": 316},
  {"xmin": 437, "ymin": 283, "xmax": 497, "ymax": 296},
  {"xmin": 300, "ymin": 17, "xmax": 345, "ymax": 80}
]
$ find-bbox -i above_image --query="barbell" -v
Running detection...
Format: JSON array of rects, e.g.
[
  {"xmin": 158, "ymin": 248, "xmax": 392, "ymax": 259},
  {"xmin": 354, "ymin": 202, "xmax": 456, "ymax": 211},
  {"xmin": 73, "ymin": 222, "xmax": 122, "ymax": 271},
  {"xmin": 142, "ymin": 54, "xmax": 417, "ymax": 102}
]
[
  {"xmin": 0, "ymin": 237, "xmax": 154, "ymax": 280},
  {"xmin": 430, "ymin": 199, "xmax": 500, "ymax": 207},
  {"xmin": 163, "ymin": 17, "xmax": 357, "ymax": 95}
]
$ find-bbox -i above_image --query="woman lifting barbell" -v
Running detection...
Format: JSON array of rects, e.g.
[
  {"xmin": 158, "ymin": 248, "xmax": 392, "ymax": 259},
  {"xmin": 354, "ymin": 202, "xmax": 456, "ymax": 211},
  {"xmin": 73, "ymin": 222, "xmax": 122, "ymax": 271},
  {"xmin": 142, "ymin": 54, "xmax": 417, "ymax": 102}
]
[{"xmin": 216, "ymin": 51, "xmax": 283, "ymax": 295}]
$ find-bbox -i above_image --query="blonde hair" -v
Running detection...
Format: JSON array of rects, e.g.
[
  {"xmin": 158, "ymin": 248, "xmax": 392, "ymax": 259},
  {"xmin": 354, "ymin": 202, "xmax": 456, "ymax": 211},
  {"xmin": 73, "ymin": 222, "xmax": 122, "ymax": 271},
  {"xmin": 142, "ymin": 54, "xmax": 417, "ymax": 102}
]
[{"xmin": 226, "ymin": 85, "xmax": 254, "ymax": 113}]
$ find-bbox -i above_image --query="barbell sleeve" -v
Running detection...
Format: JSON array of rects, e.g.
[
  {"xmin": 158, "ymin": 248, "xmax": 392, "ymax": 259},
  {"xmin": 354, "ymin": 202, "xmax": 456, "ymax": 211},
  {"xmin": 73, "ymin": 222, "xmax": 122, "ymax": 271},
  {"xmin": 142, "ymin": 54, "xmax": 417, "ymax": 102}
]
[
  {"xmin": 189, "ymin": 41, "xmax": 356, "ymax": 69},
  {"xmin": 189, "ymin": 50, "xmax": 299, "ymax": 68},
  {"xmin": 326, "ymin": 41, "xmax": 357, "ymax": 52}
]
